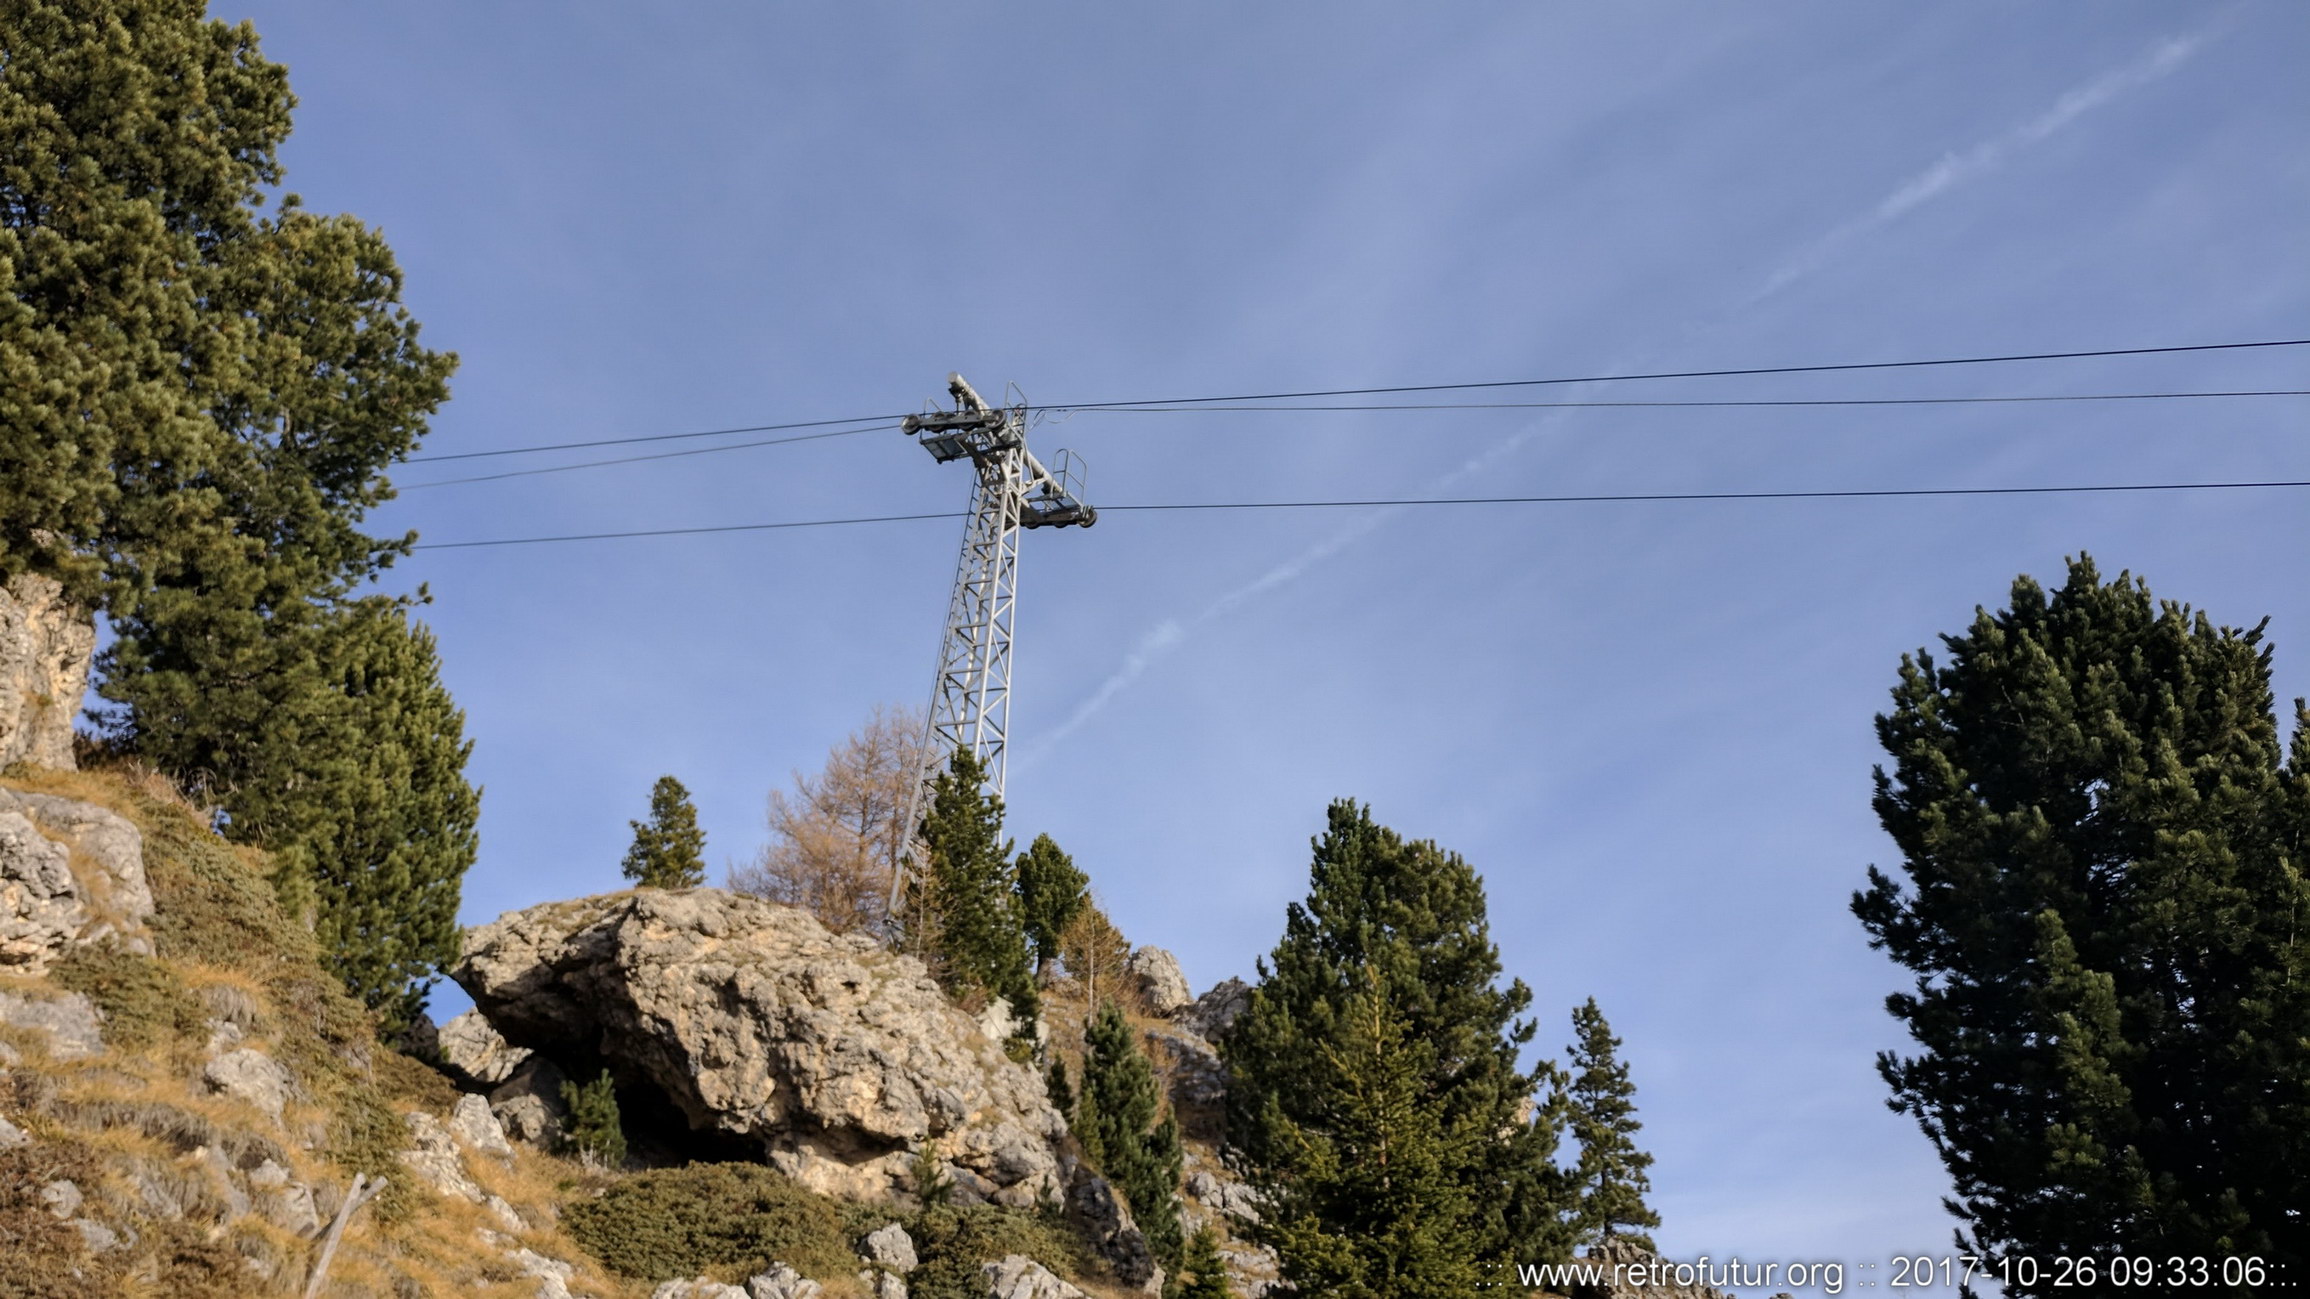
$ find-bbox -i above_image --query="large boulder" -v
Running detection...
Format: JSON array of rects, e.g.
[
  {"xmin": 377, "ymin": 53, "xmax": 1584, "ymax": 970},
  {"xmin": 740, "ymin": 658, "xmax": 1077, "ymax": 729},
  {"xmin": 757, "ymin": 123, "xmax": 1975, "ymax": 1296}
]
[
  {"xmin": 454, "ymin": 889, "xmax": 1068, "ymax": 1207},
  {"xmin": 437, "ymin": 1008, "xmax": 533, "ymax": 1087},
  {"xmin": 1125, "ymin": 947, "xmax": 1192, "ymax": 1016},
  {"xmin": 1177, "ymin": 978, "xmax": 1250, "ymax": 1043},
  {"xmin": 1, "ymin": 787, "xmax": 153, "ymax": 974},
  {"xmin": 0, "ymin": 573, "xmax": 93, "ymax": 772}
]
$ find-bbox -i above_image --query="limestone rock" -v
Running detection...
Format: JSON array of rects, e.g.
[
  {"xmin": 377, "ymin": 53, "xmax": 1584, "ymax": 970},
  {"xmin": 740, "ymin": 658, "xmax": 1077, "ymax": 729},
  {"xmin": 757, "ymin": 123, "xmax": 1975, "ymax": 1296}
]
[
  {"xmin": 455, "ymin": 889, "xmax": 1067, "ymax": 1206},
  {"xmin": 0, "ymin": 1109, "xmax": 28, "ymax": 1148},
  {"xmin": 748, "ymin": 1264, "xmax": 825, "ymax": 1299},
  {"xmin": 860, "ymin": 1221, "xmax": 918, "ymax": 1273},
  {"xmin": 203, "ymin": 1047, "xmax": 295, "ymax": 1123},
  {"xmin": 439, "ymin": 1008, "xmax": 533, "ymax": 1087},
  {"xmin": 0, "ymin": 573, "xmax": 93, "ymax": 772},
  {"xmin": 1184, "ymin": 1169, "xmax": 1261, "ymax": 1224},
  {"xmin": 509, "ymin": 1246, "xmax": 578, "ymax": 1299},
  {"xmin": 39, "ymin": 1178, "xmax": 82, "ymax": 1219},
  {"xmin": 1178, "ymin": 978, "xmax": 1250, "ymax": 1042},
  {"xmin": 0, "ymin": 988, "xmax": 103, "ymax": 1060},
  {"xmin": 654, "ymin": 1280, "xmax": 750, "ymax": 1299},
  {"xmin": 491, "ymin": 1054, "xmax": 571, "ymax": 1148},
  {"xmin": 450, "ymin": 1092, "xmax": 517, "ymax": 1161},
  {"xmin": 981, "ymin": 1255, "xmax": 1088, "ymax": 1299},
  {"xmin": 249, "ymin": 1160, "xmax": 322, "ymax": 1237},
  {"xmin": 71, "ymin": 1217, "xmax": 122, "ymax": 1252},
  {"xmin": 400, "ymin": 1111, "xmax": 486, "ymax": 1203},
  {"xmin": 860, "ymin": 1271, "xmax": 907, "ymax": 1299},
  {"xmin": 0, "ymin": 788, "xmax": 152, "ymax": 972},
  {"xmin": 1069, "ymin": 1170, "xmax": 1157, "ymax": 1289},
  {"xmin": 1126, "ymin": 947, "xmax": 1192, "ymax": 1015}
]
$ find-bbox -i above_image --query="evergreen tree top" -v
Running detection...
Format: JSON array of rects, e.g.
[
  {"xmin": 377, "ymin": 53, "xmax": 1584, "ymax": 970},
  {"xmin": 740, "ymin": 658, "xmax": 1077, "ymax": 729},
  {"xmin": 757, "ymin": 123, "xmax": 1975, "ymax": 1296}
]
[
  {"xmin": 1856, "ymin": 555, "xmax": 2310, "ymax": 1266},
  {"xmin": 623, "ymin": 775, "xmax": 706, "ymax": 889}
]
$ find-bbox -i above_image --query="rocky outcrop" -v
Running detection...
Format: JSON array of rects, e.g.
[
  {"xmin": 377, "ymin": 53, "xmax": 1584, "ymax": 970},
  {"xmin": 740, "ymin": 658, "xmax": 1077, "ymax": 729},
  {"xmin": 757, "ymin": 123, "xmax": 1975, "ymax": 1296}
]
[
  {"xmin": 1, "ymin": 787, "xmax": 153, "ymax": 973},
  {"xmin": 1126, "ymin": 947, "xmax": 1192, "ymax": 1015},
  {"xmin": 0, "ymin": 987, "xmax": 104, "ymax": 1061},
  {"xmin": 1177, "ymin": 978, "xmax": 1250, "ymax": 1041},
  {"xmin": 984, "ymin": 1255, "xmax": 1090, "ymax": 1299},
  {"xmin": 203, "ymin": 1046, "xmax": 296, "ymax": 1122},
  {"xmin": 861, "ymin": 1221, "xmax": 918, "ymax": 1272},
  {"xmin": 491, "ymin": 1053, "xmax": 572, "ymax": 1148},
  {"xmin": 439, "ymin": 1007, "xmax": 534, "ymax": 1087},
  {"xmin": 454, "ymin": 889, "xmax": 1069, "ymax": 1208},
  {"xmin": 0, "ymin": 573, "xmax": 94, "ymax": 772}
]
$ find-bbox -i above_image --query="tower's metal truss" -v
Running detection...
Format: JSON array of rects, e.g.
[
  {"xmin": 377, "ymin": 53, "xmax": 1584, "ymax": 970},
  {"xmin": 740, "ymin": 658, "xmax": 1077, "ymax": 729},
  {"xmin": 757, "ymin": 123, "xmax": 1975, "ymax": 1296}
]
[{"xmin": 889, "ymin": 373, "xmax": 1094, "ymax": 919}]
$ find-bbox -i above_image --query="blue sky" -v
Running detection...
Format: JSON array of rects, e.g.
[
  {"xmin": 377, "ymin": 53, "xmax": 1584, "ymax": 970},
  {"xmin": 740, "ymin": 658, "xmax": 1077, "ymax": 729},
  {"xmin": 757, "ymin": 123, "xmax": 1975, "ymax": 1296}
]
[{"xmin": 220, "ymin": 3, "xmax": 2307, "ymax": 1291}]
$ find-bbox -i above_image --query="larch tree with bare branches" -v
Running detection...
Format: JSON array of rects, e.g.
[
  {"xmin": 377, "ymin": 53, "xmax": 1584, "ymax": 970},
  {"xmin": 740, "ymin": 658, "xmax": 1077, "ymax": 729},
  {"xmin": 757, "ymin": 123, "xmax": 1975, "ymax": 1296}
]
[{"xmin": 732, "ymin": 705, "xmax": 928, "ymax": 934}]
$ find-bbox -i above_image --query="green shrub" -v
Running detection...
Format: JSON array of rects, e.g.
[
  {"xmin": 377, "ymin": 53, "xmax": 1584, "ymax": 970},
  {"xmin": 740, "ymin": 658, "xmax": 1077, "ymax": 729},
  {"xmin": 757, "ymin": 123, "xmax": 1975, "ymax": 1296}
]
[
  {"xmin": 562, "ymin": 1163, "xmax": 854, "ymax": 1283},
  {"xmin": 906, "ymin": 1202, "xmax": 1103, "ymax": 1299},
  {"xmin": 49, "ymin": 944, "xmax": 205, "ymax": 1052}
]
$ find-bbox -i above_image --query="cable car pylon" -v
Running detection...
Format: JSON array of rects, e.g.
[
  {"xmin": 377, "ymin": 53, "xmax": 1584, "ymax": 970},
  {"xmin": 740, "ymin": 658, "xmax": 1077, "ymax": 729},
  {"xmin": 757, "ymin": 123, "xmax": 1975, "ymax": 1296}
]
[{"xmin": 889, "ymin": 373, "xmax": 1095, "ymax": 927}]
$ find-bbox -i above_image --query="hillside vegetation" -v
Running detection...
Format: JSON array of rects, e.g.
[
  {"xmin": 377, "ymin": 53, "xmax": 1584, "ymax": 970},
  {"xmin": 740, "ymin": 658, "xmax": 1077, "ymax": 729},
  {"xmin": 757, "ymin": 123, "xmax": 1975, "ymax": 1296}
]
[{"xmin": 0, "ymin": 764, "xmax": 629, "ymax": 1297}]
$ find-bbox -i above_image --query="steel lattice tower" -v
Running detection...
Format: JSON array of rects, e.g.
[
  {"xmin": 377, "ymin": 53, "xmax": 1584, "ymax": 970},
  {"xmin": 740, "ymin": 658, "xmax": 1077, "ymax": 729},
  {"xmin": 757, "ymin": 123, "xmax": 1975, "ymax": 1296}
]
[{"xmin": 889, "ymin": 373, "xmax": 1094, "ymax": 919}]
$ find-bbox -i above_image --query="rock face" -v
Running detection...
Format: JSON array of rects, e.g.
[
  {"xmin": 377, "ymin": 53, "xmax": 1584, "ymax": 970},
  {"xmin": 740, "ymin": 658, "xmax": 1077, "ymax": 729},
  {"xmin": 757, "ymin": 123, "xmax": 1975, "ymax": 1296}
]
[
  {"xmin": 1177, "ymin": 978, "xmax": 1250, "ymax": 1042},
  {"xmin": 1, "ymin": 787, "xmax": 153, "ymax": 974},
  {"xmin": 438, "ymin": 1008, "xmax": 534, "ymax": 1087},
  {"xmin": 983, "ymin": 1255, "xmax": 1089, "ymax": 1299},
  {"xmin": 0, "ymin": 987, "xmax": 104, "ymax": 1060},
  {"xmin": 454, "ymin": 889, "xmax": 1068, "ymax": 1207},
  {"xmin": 0, "ymin": 573, "xmax": 94, "ymax": 772},
  {"xmin": 1126, "ymin": 947, "xmax": 1192, "ymax": 1016}
]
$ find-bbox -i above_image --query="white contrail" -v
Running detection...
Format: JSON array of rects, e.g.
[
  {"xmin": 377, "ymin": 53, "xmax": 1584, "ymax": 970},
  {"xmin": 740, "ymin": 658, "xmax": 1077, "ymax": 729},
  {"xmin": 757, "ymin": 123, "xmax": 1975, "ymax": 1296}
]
[
  {"xmin": 1022, "ymin": 21, "xmax": 2224, "ymax": 758},
  {"xmin": 1754, "ymin": 26, "xmax": 2216, "ymax": 303}
]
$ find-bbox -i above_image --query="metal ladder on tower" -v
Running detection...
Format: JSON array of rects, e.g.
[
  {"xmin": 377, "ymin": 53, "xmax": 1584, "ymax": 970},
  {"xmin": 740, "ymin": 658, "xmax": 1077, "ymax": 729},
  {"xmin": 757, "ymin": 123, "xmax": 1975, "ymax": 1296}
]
[{"xmin": 887, "ymin": 373, "xmax": 1095, "ymax": 924}]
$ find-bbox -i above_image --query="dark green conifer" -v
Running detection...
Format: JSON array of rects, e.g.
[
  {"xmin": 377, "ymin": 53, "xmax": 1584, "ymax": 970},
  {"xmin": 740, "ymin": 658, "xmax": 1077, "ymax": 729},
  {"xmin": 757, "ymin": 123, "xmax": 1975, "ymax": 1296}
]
[
  {"xmin": 912, "ymin": 748, "xmax": 1037, "ymax": 1028},
  {"xmin": 561, "ymin": 1070, "xmax": 627, "ymax": 1168},
  {"xmin": 1046, "ymin": 1057, "xmax": 1076, "ymax": 1120},
  {"xmin": 1225, "ymin": 800, "xmax": 1575, "ymax": 1282},
  {"xmin": 1259, "ymin": 987, "xmax": 1481, "ymax": 1298},
  {"xmin": 1855, "ymin": 556, "xmax": 2310, "ymax": 1269},
  {"xmin": 1173, "ymin": 1224, "xmax": 1236, "ymax": 1299},
  {"xmin": 1079, "ymin": 999, "xmax": 1184, "ymax": 1272},
  {"xmin": 623, "ymin": 775, "xmax": 707, "ymax": 888},
  {"xmin": 2, "ymin": 2, "xmax": 474, "ymax": 1031},
  {"xmin": 1015, "ymin": 833, "xmax": 1089, "ymax": 971},
  {"xmin": 1564, "ymin": 998, "xmax": 1659, "ymax": 1249},
  {"xmin": 203, "ymin": 598, "xmax": 477, "ymax": 1032}
]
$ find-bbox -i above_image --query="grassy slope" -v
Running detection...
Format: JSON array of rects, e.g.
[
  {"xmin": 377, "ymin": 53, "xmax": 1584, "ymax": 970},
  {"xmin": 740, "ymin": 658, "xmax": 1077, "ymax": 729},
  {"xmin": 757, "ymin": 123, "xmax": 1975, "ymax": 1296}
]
[{"xmin": 0, "ymin": 764, "xmax": 637, "ymax": 1298}]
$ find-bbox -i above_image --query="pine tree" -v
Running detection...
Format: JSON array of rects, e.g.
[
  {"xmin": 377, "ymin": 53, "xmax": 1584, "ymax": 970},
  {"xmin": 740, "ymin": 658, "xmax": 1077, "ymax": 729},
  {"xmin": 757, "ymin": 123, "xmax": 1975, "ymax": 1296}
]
[
  {"xmin": 3, "ymin": 0, "xmax": 446, "ymax": 614},
  {"xmin": 1564, "ymin": 998, "xmax": 1659, "ymax": 1249},
  {"xmin": 561, "ymin": 1069, "xmax": 627, "ymax": 1168},
  {"xmin": 1173, "ymin": 1225, "xmax": 1236, "ymax": 1299},
  {"xmin": 2, "ymin": 2, "xmax": 474, "ymax": 1026},
  {"xmin": 911, "ymin": 748, "xmax": 1037, "ymax": 1028},
  {"xmin": 1015, "ymin": 832, "xmax": 1089, "ymax": 972},
  {"xmin": 1224, "ymin": 800, "xmax": 1576, "ymax": 1284},
  {"xmin": 1079, "ymin": 999, "xmax": 1184, "ymax": 1272},
  {"xmin": 1259, "ymin": 987, "xmax": 1481, "ymax": 1299},
  {"xmin": 220, "ymin": 598, "xmax": 478, "ymax": 1030},
  {"xmin": 623, "ymin": 776, "xmax": 706, "ymax": 888},
  {"xmin": 1046, "ymin": 1057, "xmax": 1077, "ymax": 1120},
  {"xmin": 1855, "ymin": 556, "xmax": 2310, "ymax": 1271}
]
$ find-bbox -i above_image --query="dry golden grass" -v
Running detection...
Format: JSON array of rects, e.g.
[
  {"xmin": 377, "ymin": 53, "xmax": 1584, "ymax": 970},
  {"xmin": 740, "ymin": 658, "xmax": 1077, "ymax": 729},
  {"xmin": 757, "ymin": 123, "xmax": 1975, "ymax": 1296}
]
[{"xmin": 0, "ymin": 768, "xmax": 647, "ymax": 1297}]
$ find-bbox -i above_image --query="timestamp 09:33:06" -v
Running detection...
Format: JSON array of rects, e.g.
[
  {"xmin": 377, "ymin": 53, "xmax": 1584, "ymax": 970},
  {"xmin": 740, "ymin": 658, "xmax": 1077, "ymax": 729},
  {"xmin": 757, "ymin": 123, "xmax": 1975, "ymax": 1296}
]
[{"xmin": 1889, "ymin": 1253, "xmax": 2284, "ymax": 1289}]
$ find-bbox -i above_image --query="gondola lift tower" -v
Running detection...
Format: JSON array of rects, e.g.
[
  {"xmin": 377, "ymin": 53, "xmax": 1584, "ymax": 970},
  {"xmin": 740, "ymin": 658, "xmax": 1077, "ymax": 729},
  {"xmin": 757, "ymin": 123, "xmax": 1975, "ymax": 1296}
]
[{"xmin": 889, "ymin": 373, "xmax": 1095, "ymax": 919}]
